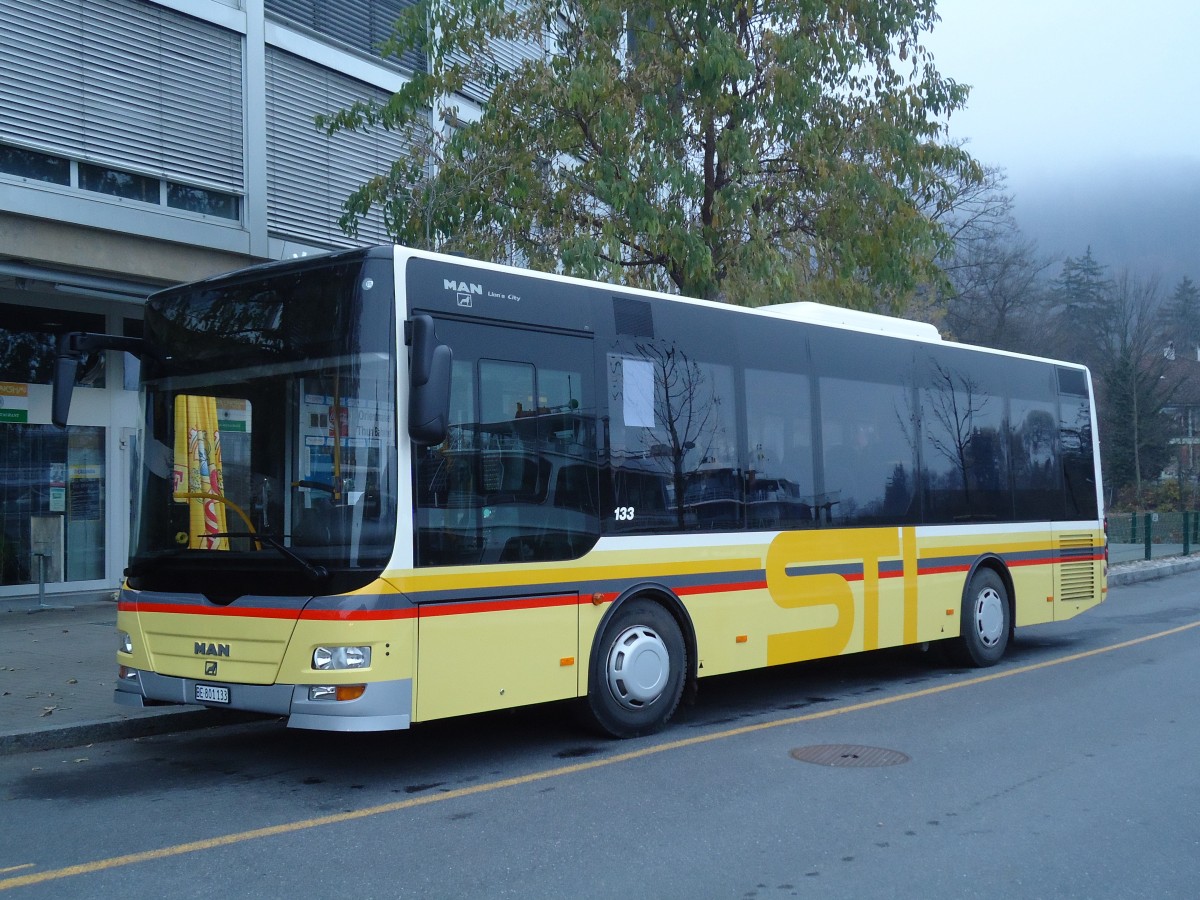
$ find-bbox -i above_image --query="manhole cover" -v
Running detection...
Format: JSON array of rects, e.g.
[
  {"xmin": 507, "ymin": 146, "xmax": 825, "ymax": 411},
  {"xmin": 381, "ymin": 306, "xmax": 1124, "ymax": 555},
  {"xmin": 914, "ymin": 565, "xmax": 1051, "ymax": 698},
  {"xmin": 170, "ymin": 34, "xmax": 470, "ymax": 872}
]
[{"xmin": 789, "ymin": 744, "xmax": 910, "ymax": 768}]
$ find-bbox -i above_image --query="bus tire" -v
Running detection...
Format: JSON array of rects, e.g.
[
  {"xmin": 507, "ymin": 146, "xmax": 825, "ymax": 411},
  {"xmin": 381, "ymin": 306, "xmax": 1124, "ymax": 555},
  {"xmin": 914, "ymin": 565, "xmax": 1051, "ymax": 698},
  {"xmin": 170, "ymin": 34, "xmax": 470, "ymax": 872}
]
[
  {"xmin": 586, "ymin": 598, "xmax": 686, "ymax": 738},
  {"xmin": 952, "ymin": 568, "xmax": 1010, "ymax": 667}
]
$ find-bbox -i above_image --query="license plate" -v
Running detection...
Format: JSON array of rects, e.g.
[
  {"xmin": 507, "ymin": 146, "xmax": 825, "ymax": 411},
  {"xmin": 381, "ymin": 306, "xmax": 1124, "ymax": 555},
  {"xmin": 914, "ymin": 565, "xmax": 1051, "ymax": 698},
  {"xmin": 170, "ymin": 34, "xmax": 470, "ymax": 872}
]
[{"xmin": 195, "ymin": 684, "xmax": 230, "ymax": 704}]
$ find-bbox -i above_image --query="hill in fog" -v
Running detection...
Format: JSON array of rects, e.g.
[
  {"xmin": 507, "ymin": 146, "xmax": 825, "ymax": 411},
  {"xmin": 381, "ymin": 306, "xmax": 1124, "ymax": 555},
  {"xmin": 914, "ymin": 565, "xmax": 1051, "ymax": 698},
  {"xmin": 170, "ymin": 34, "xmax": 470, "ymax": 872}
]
[{"xmin": 1009, "ymin": 159, "xmax": 1200, "ymax": 288}]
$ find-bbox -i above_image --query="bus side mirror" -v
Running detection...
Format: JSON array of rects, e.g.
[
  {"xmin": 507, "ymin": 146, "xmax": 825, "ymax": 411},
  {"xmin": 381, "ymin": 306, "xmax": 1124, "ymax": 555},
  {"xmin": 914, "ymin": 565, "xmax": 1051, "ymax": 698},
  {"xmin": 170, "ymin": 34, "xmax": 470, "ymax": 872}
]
[
  {"xmin": 407, "ymin": 315, "xmax": 452, "ymax": 446},
  {"xmin": 52, "ymin": 332, "xmax": 148, "ymax": 427},
  {"xmin": 52, "ymin": 335, "xmax": 84, "ymax": 428}
]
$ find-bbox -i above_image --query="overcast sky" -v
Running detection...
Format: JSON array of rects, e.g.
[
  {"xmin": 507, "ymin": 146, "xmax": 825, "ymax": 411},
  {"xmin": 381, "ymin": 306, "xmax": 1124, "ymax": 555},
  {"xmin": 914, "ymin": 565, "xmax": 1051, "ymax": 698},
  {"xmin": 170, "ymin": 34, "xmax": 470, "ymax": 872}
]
[
  {"xmin": 927, "ymin": 0, "xmax": 1200, "ymax": 177},
  {"xmin": 924, "ymin": 1, "xmax": 1200, "ymax": 283}
]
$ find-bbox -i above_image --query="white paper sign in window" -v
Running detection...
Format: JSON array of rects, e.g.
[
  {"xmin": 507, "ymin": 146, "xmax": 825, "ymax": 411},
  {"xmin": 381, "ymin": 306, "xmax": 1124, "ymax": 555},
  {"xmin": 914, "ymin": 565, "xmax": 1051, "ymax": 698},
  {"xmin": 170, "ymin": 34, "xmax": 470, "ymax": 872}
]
[{"xmin": 622, "ymin": 358, "xmax": 655, "ymax": 428}]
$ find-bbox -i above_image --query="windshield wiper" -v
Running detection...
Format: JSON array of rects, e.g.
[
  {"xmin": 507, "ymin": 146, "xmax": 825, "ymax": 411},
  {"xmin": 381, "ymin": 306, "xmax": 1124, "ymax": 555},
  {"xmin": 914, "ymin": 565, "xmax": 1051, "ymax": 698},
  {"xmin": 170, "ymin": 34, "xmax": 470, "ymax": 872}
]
[{"xmin": 209, "ymin": 532, "xmax": 329, "ymax": 582}]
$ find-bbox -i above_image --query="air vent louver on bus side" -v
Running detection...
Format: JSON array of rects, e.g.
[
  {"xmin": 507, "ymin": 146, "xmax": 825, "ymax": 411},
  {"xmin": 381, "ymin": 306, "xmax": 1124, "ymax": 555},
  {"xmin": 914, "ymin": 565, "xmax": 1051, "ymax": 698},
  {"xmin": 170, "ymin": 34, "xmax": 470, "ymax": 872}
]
[
  {"xmin": 613, "ymin": 296, "xmax": 654, "ymax": 338},
  {"xmin": 1057, "ymin": 533, "xmax": 1097, "ymax": 603}
]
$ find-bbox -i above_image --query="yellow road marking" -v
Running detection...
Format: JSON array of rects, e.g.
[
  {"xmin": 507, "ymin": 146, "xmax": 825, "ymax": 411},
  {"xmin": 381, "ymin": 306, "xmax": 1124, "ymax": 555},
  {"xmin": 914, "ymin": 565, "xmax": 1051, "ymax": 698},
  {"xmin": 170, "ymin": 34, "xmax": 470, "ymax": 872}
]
[
  {"xmin": 4, "ymin": 618, "xmax": 1198, "ymax": 892},
  {"xmin": 0, "ymin": 868, "xmax": 32, "ymax": 877}
]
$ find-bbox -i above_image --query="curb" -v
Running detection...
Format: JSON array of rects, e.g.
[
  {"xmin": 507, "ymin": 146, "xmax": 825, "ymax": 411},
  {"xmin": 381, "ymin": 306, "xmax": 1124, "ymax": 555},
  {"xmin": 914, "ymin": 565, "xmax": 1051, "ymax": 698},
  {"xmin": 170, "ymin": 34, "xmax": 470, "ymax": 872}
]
[
  {"xmin": 1107, "ymin": 555, "xmax": 1200, "ymax": 586},
  {"xmin": 0, "ymin": 709, "xmax": 271, "ymax": 755}
]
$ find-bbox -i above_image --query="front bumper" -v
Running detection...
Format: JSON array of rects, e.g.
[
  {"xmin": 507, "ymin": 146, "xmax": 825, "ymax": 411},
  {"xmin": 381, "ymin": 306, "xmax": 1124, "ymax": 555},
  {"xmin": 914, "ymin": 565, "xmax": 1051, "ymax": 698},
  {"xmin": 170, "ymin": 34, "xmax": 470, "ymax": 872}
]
[{"xmin": 115, "ymin": 669, "xmax": 413, "ymax": 732}]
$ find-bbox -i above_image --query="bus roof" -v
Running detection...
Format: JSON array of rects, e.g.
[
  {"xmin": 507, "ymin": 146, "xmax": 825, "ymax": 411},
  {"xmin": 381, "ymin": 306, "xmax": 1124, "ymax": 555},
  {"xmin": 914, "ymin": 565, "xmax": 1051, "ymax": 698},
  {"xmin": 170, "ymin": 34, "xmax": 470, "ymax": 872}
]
[{"xmin": 754, "ymin": 302, "xmax": 942, "ymax": 342}]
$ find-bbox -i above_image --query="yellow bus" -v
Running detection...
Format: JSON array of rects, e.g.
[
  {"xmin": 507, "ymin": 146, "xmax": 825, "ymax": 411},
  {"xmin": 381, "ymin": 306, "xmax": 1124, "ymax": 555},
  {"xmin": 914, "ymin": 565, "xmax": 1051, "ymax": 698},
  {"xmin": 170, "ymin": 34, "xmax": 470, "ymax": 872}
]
[{"xmin": 54, "ymin": 246, "xmax": 1106, "ymax": 737}]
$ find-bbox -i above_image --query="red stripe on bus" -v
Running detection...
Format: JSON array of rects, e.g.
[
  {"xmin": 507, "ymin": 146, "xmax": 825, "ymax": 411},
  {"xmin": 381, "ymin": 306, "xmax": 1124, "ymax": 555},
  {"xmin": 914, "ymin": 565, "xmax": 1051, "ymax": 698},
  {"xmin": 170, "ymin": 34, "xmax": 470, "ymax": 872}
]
[
  {"xmin": 1007, "ymin": 556, "xmax": 1058, "ymax": 568},
  {"xmin": 918, "ymin": 564, "xmax": 972, "ymax": 576},
  {"xmin": 677, "ymin": 580, "xmax": 768, "ymax": 596},
  {"xmin": 119, "ymin": 600, "xmax": 300, "ymax": 619},
  {"xmin": 122, "ymin": 600, "xmax": 419, "ymax": 621},
  {"xmin": 299, "ymin": 608, "xmax": 418, "ymax": 622}
]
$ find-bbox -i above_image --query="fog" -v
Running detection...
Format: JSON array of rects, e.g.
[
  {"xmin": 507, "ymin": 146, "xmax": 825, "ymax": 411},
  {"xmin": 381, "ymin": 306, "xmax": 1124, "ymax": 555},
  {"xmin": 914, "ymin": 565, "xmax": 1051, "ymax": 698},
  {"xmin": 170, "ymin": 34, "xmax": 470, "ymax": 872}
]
[
  {"xmin": 927, "ymin": 0, "xmax": 1200, "ymax": 286},
  {"xmin": 1012, "ymin": 160, "xmax": 1200, "ymax": 286}
]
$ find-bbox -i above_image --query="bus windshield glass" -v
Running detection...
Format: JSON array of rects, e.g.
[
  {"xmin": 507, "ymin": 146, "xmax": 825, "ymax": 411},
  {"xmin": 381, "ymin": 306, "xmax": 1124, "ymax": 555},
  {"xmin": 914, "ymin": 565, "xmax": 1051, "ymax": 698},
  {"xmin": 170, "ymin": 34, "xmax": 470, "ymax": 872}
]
[{"xmin": 129, "ymin": 252, "xmax": 397, "ymax": 596}]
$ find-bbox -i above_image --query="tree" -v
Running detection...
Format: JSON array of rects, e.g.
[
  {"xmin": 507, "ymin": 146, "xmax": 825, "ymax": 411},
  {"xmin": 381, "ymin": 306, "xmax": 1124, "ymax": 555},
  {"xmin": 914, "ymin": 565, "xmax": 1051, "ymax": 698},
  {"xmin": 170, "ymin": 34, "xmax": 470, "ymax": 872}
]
[
  {"xmin": 1159, "ymin": 275, "xmax": 1200, "ymax": 358},
  {"xmin": 1047, "ymin": 247, "xmax": 1114, "ymax": 369},
  {"xmin": 320, "ymin": 0, "xmax": 980, "ymax": 308},
  {"xmin": 1095, "ymin": 272, "xmax": 1178, "ymax": 503},
  {"xmin": 931, "ymin": 164, "xmax": 1054, "ymax": 352},
  {"xmin": 929, "ymin": 158, "xmax": 1016, "ymax": 262},
  {"xmin": 943, "ymin": 234, "xmax": 1052, "ymax": 351}
]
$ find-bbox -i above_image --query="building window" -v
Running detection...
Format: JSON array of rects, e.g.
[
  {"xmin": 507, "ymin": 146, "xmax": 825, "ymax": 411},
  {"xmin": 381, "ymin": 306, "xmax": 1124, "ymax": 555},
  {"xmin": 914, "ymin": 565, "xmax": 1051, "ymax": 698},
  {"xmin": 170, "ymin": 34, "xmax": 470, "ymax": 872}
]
[
  {"xmin": 78, "ymin": 163, "xmax": 160, "ymax": 204},
  {"xmin": 1, "ymin": 0, "xmax": 244, "ymax": 196},
  {"xmin": 0, "ymin": 304, "xmax": 107, "ymax": 388},
  {"xmin": 0, "ymin": 142, "xmax": 242, "ymax": 223},
  {"xmin": 0, "ymin": 145, "xmax": 70, "ymax": 184},
  {"xmin": 265, "ymin": 0, "xmax": 427, "ymax": 74},
  {"xmin": 167, "ymin": 182, "xmax": 240, "ymax": 220},
  {"xmin": 0, "ymin": 425, "xmax": 106, "ymax": 586}
]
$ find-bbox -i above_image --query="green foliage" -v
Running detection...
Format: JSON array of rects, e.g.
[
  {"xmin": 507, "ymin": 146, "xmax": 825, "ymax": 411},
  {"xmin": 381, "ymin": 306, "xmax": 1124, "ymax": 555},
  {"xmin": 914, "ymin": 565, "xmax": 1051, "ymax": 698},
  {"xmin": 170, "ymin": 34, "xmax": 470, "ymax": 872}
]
[
  {"xmin": 319, "ymin": 0, "xmax": 979, "ymax": 307},
  {"xmin": 1112, "ymin": 479, "xmax": 1193, "ymax": 514}
]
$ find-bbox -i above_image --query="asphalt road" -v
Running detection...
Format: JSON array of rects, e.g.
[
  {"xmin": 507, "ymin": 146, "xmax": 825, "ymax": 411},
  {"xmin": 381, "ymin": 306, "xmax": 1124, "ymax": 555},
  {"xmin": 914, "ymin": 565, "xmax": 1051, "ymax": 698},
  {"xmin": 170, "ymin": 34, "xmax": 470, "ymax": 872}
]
[{"xmin": 2, "ymin": 571, "xmax": 1199, "ymax": 899}]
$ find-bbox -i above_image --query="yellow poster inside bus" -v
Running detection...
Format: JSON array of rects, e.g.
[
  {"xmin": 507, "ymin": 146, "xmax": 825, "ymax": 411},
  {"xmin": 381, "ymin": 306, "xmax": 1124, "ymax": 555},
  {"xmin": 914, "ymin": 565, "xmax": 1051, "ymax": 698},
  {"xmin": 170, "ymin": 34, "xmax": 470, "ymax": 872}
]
[{"xmin": 172, "ymin": 394, "xmax": 229, "ymax": 550}]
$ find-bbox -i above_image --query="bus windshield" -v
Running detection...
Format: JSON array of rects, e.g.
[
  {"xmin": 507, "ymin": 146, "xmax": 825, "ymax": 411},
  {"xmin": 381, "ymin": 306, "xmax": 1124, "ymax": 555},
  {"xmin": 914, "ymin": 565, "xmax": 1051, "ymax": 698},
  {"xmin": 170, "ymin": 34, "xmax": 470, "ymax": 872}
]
[{"xmin": 128, "ymin": 252, "xmax": 397, "ymax": 597}]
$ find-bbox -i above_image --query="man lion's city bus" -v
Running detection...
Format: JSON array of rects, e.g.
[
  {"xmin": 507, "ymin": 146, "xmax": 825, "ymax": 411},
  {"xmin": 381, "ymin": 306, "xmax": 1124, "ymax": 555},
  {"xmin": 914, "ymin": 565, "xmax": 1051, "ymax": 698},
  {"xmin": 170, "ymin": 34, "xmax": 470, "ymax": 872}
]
[{"xmin": 53, "ymin": 245, "xmax": 1106, "ymax": 737}]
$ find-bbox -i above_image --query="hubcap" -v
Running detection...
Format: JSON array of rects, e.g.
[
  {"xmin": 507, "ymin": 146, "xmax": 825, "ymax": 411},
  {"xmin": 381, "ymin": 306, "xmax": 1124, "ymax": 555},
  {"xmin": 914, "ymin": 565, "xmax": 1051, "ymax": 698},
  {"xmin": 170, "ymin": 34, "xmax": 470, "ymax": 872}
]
[
  {"xmin": 973, "ymin": 587, "xmax": 1005, "ymax": 648},
  {"xmin": 606, "ymin": 625, "xmax": 670, "ymax": 709}
]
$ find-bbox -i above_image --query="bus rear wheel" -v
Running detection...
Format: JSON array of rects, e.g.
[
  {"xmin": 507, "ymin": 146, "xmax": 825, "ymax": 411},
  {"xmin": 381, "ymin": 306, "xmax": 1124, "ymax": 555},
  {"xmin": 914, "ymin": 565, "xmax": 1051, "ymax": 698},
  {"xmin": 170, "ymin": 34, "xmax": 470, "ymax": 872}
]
[
  {"xmin": 586, "ymin": 599, "xmax": 686, "ymax": 738},
  {"xmin": 951, "ymin": 568, "xmax": 1010, "ymax": 667}
]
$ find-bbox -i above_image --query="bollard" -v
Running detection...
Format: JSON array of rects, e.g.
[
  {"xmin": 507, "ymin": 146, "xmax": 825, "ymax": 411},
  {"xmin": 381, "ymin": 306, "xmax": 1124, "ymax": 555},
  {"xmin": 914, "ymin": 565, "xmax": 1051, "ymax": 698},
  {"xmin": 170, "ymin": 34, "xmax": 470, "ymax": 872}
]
[
  {"xmin": 1144, "ymin": 512, "xmax": 1152, "ymax": 561},
  {"xmin": 27, "ymin": 551, "xmax": 73, "ymax": 613},
  {"xmin": 34, "ymin": 552, "xmax": 48, "ymax": 608}
]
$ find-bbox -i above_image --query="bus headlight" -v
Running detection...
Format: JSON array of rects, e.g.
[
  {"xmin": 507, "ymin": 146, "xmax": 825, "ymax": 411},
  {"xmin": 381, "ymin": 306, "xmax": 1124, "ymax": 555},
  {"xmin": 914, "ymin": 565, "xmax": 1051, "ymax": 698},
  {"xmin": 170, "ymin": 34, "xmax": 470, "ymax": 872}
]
[
  {"xmin": 119, "ymin": 631, "xmax": 133, "ymax": 654},
  {"xmin": 312, "ymin": 645, "xmax": 372, "ymax": 670}
]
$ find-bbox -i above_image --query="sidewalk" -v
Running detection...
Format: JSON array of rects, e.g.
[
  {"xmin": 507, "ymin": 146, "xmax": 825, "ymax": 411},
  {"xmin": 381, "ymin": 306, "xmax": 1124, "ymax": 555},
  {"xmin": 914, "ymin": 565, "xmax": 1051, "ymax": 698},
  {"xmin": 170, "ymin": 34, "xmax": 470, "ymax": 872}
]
[
  {"xmin": 0, "ymin": 595, "xmax": 261, "ymax": 753},
  {"xmin": 5, "ymin": 555, "xmax": 1200, "ymax": 753}
]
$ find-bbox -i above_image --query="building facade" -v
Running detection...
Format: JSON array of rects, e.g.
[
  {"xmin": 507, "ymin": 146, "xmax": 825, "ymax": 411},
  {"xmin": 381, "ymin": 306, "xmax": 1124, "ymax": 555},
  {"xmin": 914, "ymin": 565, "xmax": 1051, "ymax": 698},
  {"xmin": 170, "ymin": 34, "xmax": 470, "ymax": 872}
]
[{"xmin": 1, "ymin": 0, "xmax": 431, "ymax": 605}]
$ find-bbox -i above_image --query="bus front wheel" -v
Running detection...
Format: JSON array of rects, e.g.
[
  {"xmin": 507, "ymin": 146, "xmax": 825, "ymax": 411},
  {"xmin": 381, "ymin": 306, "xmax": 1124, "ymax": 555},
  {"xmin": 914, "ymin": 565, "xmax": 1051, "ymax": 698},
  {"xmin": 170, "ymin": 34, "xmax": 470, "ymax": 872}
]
[
  {"xmin": 952, "ymin": 568, "xmax": 1011, "ymax": 667},
  {"xmin": 586, "ymin": 599, "xmax": 686, "ymax": 738}
]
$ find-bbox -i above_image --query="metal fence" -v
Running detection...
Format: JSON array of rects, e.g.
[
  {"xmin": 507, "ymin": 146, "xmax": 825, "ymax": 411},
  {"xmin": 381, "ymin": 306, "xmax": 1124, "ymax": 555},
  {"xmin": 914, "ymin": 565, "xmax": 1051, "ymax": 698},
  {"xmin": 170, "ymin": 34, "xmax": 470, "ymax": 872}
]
[{"xmin": 1107, "ymin": 511, "xmax": 1200, "ymax": 562}]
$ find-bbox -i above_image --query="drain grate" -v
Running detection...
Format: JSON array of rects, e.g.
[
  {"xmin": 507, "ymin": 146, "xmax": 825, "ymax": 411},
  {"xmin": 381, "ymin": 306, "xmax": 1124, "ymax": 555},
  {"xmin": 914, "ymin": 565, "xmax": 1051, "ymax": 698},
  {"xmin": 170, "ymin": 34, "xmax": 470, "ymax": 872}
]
[{"xmin": 789, "ymin": 744, "xmax": 910, "ymax": 768}]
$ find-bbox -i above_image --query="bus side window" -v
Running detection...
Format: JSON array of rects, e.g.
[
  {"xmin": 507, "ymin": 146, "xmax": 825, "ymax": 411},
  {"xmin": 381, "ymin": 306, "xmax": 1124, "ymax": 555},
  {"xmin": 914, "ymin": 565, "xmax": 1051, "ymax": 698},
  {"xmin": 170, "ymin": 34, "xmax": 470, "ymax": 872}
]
[
  {"xmin": 415, "ymin": 323, "xmax": 600, "ymax": 566},
  {"xmin": 821, "ymin": 376, "xmax": 918, "ymax": 525},
  {"xmin": 607, "ymin": 348, "xmax": 739, "ymax": 532},
  {"xmin": 744, "ymin": 368, "xmax": 815, "ymax": 530}
]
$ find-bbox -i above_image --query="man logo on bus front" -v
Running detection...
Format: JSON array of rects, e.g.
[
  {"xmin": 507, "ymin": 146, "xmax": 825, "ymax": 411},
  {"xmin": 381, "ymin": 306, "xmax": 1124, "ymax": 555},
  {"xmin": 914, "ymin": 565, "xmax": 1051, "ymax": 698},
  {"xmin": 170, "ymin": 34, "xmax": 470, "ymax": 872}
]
[{"xmin": 445, "ymin": 278, "xmax": 481, "ymax": 308}]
